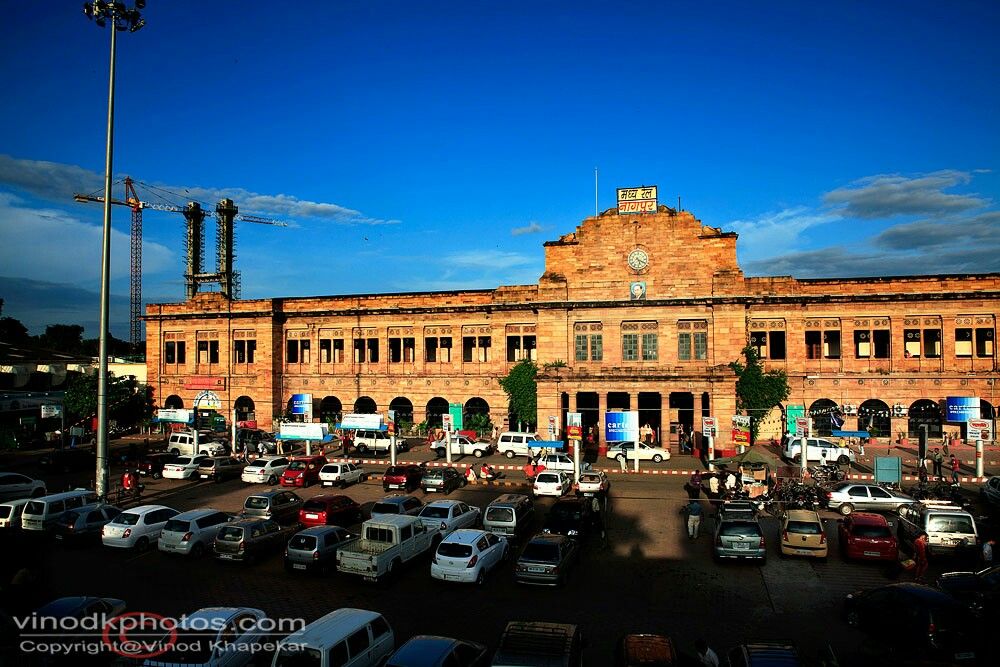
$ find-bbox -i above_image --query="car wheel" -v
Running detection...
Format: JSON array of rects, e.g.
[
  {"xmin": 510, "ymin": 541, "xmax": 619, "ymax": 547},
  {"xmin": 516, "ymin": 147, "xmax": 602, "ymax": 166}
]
[
  {"xmin": 191, "ymin": 542, "xmax": 204, "ymax": 557},
  {"xmin": 616, "ymin": 454, "xmax": 626, "ymax": 462},
  {"xmin": 837, "ymin": 455, "xmax": 850, "ymax": 465},
  {"xmin": 504, "ymin": 450, "xmax": 515, "ymax": 459},
  {"xmin": 358, "ymin": 445, "xmax": 368, "ymax": 455},
  {"xmin": 792, "ymin": 453, "xmax": 801, "ymax": 463},
  {"xmin": 652, "ymin": 454, "xmax": 663, "ymax": 463},
  {"xmin": 268, "ymin": 475, "xmax": 277, "ymax": 485},
  {"xmin": 339, "ymin": 480, "xmax": 347, "ymax": 489},
  {"xmin": 170, "ymin": 448, "xmax": 180, "ymax": 455},
  {"xmin": 475, "ymin": 570, "xmax": 485, "ymax": 586},
  {"xmin": 838, "ymin": 503, "xmax": 854, "ymax": 516},
  {"xmin": 134, "ymin": 536, "xmax": 149, "ymax": 553},
  {"xmin": 435, "ymin": 448, "xmax": 445, "ymax": 458},
  {"xmin": 474, "ymin": 449, "xmax": 484, "ymax": 458}
]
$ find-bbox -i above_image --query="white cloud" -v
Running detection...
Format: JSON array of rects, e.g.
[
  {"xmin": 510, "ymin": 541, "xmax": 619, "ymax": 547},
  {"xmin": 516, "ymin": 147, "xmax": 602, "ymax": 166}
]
[
  {"xmin": 823, "ymin": 170, "xmax": 988, "ymax": 219},
  {"xmin": 729, "ymin": 207, "xmax": 839, "ymax": 263},
  {"xmin": 442, "ymin": 251, "xmax": 535, "ymax": 270},
  {"xmin": 511, "ymin": 221, "xmax": 544, "ymax": 236}
]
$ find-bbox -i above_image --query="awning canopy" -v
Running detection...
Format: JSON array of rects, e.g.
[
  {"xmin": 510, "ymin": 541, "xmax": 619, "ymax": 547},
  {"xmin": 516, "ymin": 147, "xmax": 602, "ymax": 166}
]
[
  {"xmin": 275, "ymin": 434, "xmax": 334, "ymax": 443},
  {"xmin": 335, "ymin": 423, "xmax": 387, "ymax": 432},
  {"xmin": 831, "ymin": 430, "xmax": 870, "ymax": 438}
]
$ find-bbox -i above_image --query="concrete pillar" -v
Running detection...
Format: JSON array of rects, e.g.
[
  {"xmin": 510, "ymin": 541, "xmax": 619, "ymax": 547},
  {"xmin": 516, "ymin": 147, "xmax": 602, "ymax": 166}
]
[{"xmin": 597, "ymin": 391, "xmax": 607, "ymax": 456}]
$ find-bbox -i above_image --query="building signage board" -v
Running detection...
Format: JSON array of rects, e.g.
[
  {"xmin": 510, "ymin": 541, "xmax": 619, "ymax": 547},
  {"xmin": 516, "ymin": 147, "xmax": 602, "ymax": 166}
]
[
  {"xmin": 567, "ymin": 412, "xmax": 583, "ymax": 440},
  {"xmin": 448, "ymin": 403, "xmax": 464, "ymax": 431},
  {"xmin": 616, "ymin": 186, "xmax": 658, "ymax": 214},
  {"xmin": 183, "ymin": 377, "xmax": 226, "ymax": 390},
  {"xmin": 291, "ymin": 393, "xmax": 312, "ymax": 418},
  {"xmin": 41, "ymin": 404, "xmax": 62, "ymax": 418},
  {"xmin": 193, "ymin": 390, "xmax": 222, "ymax": 410},
  {"xmin": 732, "ymin": 415, "xmax": 751, "ymax": 445},
  {"xmin": 157, "ymin": 409, "xmax": 191, "ymax": 424},
  {"xmin": 340, "ymin": 413, "xmax": 382, "ymax": 430},
  {"xmin": 441, "ymin": 414, "xmax": 453, "ymax": 432},
  {"xmin": 968, "ymin": 419, "xmax": 993, "ymax": 441},
  {"xmin": 785, "ymin": 405, "xmax": 805, "ymax": 434},
  {"xmin": 702, "ymin": 417, "xmax": 717, "ymax": 438},
  {"xmin": 279, "ymin": 422, "xmax": 328, "ymax": 440},
  {"xmin": 795, "ymin": 417, "xmax": 809, "ymax": 437},
  {"xmin": 605, "ymin": 411, "xmax": 639, "ymax": 442},
  {"xmin": 945, "ymin": 396, "xmax": 979, "ymax": 423}
]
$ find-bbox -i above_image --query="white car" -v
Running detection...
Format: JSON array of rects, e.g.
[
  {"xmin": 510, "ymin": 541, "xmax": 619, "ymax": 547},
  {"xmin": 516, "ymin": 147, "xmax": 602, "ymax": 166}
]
[
  {"xmin": 162, "ymin": 455, "xmax": 208, "ymax": 480},
  {"xmin": 431, "ymin": 528, "xmax": 509, "ymax": 585},
  {"xmin": 319, "ymin": 462, "xmax": 366, "ymax": 488},
  {"xmin": 241, "ymin": 456, "xmax": 290, "ymax": 485},
  {"xmin": 157, "ymin": 508, "xmax": 233, "ymax": 557},
  {"xmin": 0, "ymin": 472, "xmax": 46, "ymax": 501},
  {"xmin": 497, "ymin": 432, "xmax": 544, "ymax": 459},
  {"xmin": 102, "ymin": 505, "xmax": 179, "ymax": 551},
  {"xmin": 536, "ymin": 453, "xmax": 591, "ymax": 473},
  {"xmin": 0, "ymin": 498, "xmax": 32, "ymax": 529},
  {"xmin": 532, "ymin": 471, "xmax": 572, "ymax": 498},
  {"xmin": 575, "ymin": 470, "xmax": 610, "ymax": 497},
  {"xmin": 605, "ymin": 442, "xmax": 671, "ymax": 463},
  {"xmin": 432, "ymin": 435, "xmax": 493, "ymax": 459},
  {"xmin": 142, "ymin": 606, "xmax": 268, "ymax": 667},
  {"xmin": 417, "ymin": 500, "xmax": 481, "ymax": 537},
  {"xmin": 782, "ymin": 437, "xmax": 855, "ymax": 465}
]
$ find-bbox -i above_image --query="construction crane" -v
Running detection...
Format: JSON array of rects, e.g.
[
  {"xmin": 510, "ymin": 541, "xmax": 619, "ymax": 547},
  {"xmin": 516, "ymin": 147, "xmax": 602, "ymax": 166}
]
[{"xmin": 74, "ymin": 176, "xmax": 287, "ymax": 350}]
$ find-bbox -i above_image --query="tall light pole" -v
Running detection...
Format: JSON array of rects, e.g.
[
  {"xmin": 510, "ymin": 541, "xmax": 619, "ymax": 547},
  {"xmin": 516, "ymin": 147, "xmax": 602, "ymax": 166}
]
[{"xmin": 83, "ymin": 0, "xmax": 146, "ymax": 498}]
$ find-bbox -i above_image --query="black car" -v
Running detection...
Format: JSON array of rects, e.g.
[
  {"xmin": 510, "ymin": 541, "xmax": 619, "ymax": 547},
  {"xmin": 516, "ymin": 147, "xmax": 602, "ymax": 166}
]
[
  {"xmin": 38, "ymin": 448, "xmax": 95, "ymax": 473},
  {"xmin": 136, "ymin": 453, "xmax": 179, "ymax": 478},
  {"xmin": 844, "ymin": 583, "xmax": 982, "ymax": 663},
  {"xmin": 214, "ymin": 518, "xmax": 295, "ymax": 563},
  {"xmin": 938, "ymin": 566, "xmax": 1000, "ymax": 617},
  {"xmin": 542, "ymin": 497, "xmax": 600, "ymax": 542}
]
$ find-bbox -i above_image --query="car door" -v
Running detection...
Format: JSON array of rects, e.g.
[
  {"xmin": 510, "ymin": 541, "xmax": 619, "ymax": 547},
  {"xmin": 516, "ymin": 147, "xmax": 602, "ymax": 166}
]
[
  {"xmin": 847, "ymin": 485, "xmax": 872, "ymax": 508},
  {"xmin": 455, "ymin": 503, "xmax": 472, "ymax": 529},
  {"xmin": 482, "ymin": 532, "xmax": 504, "ymax": 569},
  {"xmin": 84, "ymin": 508, "xmax": 108, "ymax": 536},
  {"xmin": 867, "ymin": 485, "xmax": 896, "ymax": 511},
  {"xmin": 986, "ymin": 478, "xmax": 1000, "ymax": 506}
]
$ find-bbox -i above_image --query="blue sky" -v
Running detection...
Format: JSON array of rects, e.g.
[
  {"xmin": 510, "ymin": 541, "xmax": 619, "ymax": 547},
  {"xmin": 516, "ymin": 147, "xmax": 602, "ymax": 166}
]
[{"xmin": 1, "ymin": 1, "xmax": 998, "ymax": 337}]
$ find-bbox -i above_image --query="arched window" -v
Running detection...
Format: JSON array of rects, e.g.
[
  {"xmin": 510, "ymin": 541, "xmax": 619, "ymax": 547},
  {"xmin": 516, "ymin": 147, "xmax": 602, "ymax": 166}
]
[
  {"xmin": 908, "ymin": 399, "xmax": 942, "ymax": 439},
  {"xmin": 388, "ymin": 397, "xmax": 414, "ymax": 425},
  {"xmin": 234, "ymin": 396, "xmax": 255, "ymax": 424},
  {"xmin": 320, "ymin": 396, "xmax": 343, "ymax": 424},
  {"xmin": 808, "ymin": 398, "xmax": 839, "ymax": 437},
  {"xmin": 354, "ymin": 396, "xmax": 377, "ymax": 414},
  {"xmin": 164, "ymin": 395, "xmax": 184, "ymax": 409},
  {"xmin": 426, "ymin": 397, "xmax": 448, "ymax": 428},
  {"xmin": 858, "ymin": 399, "xmax": 891, "ymax": 438}
]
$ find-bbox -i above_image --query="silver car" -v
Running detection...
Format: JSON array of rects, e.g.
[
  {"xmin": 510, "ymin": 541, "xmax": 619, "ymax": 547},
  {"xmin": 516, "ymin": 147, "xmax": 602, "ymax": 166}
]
[
  {"xmin": 713, "ymin": 517, "xmax": 766, "ymax": 563},
  {"xmin": 158, "ymin": 508, "xmax": 233, "ymax": 556},
  {"xmin": 284, "ymin": 525, "xmax": 358, "ymax": 574},
  {"xmin": 826, "ymin": 482, "xmax": 914, "ymax": 516}
]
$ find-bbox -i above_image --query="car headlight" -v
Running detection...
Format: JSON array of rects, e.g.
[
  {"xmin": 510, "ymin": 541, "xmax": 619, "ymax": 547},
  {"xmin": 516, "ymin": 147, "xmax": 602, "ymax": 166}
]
[{"xmin": 568, "ymin": 530, "xmax": 579, "ymax": 536}]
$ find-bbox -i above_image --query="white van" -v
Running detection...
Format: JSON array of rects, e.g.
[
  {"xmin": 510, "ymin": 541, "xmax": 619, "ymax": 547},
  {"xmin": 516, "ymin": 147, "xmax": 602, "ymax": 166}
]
[
  {"xmin": 21, "ymin": 489, "xmax": 100, "ymax": 531},
  {"xmin": 497, "ymin": 432, "xmax": 543, "ymax": 459},
  {"xmin": 166, "ymin": 431, "xmax": 225, "ymax": 457},
  {"xmin": 271, "ymin": 608, "xmax": 394, "ymax": 667}
]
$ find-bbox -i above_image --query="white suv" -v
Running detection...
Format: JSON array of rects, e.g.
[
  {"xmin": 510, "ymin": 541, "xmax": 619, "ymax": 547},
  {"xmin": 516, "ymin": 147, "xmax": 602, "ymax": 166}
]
[
  {"xmin": 782, "ymin": 437, "xmax": 855, "ymax": 465},
  {"xmin": 354, "ymin": 430, "xmax": 407, "ymax": 455},
  {"xmin": 497, "ymin": 432, "xmax": 544, "ymax": 459}
]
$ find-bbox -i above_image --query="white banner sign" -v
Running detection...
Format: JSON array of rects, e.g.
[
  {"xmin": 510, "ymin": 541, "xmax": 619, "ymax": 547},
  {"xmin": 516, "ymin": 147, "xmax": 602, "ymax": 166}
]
[
  {"xmin": 968, "ymin": 419, "xmax": 993, "ymax": 441},
  {"xmin": 279, "ymin": 422, "xmax": 329, "ymax": 440},
  {"xmin": 41, "ymin": 404, "xmax": 62, "ymax": 418},
  {"xmin": 341, "ymin": 413, "xmax": 383, "ymax": 430},
  {"xmin": 157, "ymin": 409, "xmax": 191, "ymax": 424},
  {"xmin": 702, "ymin": 416, "xmax": 717, "ymax": 437}
]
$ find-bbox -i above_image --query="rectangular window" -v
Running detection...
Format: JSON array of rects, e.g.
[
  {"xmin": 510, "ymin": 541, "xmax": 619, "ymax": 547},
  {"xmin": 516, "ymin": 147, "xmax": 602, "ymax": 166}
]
[
  {"xmin": 955, "ymin": 328, "xmax": 972, "ymax": 357},
  {"xmin": 641, "ymin": 333, "xmax": 658, "ymax": 361},
  {"xmin": 287, "ymin": 340, "xmax": 298, "ymax": 364},
  {"xmin": 198, "ymin": 340, "xmax": 210, "ymax": 364},
  {"xmin": 320, "ymin": 339, "xmax": 331, "ymax": 363},
  {"xmin": 924, "ymin": 329, "xmax": 941, "ymax": 358},
  {"xmin": 678, "ymin": 333, "xmax": 691, "ymax": 361},
  {"xmin": 805, "ymin": 331, "xmax": 821, "ymax": 360},
  {"xmin": 623, "ymin": 334, "xmax": 638, "ymax": 361},
  {"xmin": 750, "ymin": 332, "xmax": 767, "ymax": 358},
  {"xmin": 694, "ymin": 332, "xmax": 707, "ymax": 360},
  {"xmin": 462, "ymin": 336, "xmax": 491, "ymax": 363},
  {"xmin": 854, "ymin": 331, "xmax": 871, "ymax": 358},
  {"xmin": 506, "ymin": 335, "xmax": 536, "ymax": 362},
  {"xmin": 575, "ymin": 335, "xmax": 588, "ymax": 361},
  {"xmin": 366, "ymin": 339, "xmax": 379, "ymax": 363},
  {"xmin": 463, "ymin": 337, "xmax": 474, "ymax": 363},
  {"xmin": 353, "ymin": 339, "xmax": 365, "ymax": 363},
  {"xmin": 904, "ymin": 329, "xmax": 921, "ymax": 358},
  {"xmin": 390, "ymin": 338, "xmax": 402, "ymax": 363},
  {"xmin": 440, "ymin": 337, "xmax": 451, "ymax": 362},
  {"xmin": 426, "ymin": 337, "xmax": 438, "ymax": 362},
  {"xmin": 176, "ymin": 341, "xmax": 185, "ymax": 364},
  {"xmin": 235, "ymin": 340, "xmax": 245, "ymax": 364},
  {"xmin": 976, "ymin": 328, "xmax": 994, "ymax": 357},
  {"xmin": 333, "ymin": 339, "xmax": 344, "ymax": 363},
  {"xmin": 590, "ymin": 334, "xmax": 603, "ymax": 361},
  {"xmin": 824, "ymin": 331, "xmax": 841, "ymax": 359},
  {"xmin": 165, "ymin": 341, "xmax": 176, "ymax": 364},
  {"xmin": 507, "ymin": 336, "xmax": 521, "ymax": 362},
  {"xmin": 208, "ymin": 341, "xmax": 218, "ymax": 364},
  {"xmin": 873, "ymin": 329, "xmax": 890, "ymax": 359},
  {"xmin": 769, "ymin": 331, "xmax": 786, "ymax": 360},
  {"xmin": 403, "ymin": 337, "xmax": 415, "ymax": 363}
]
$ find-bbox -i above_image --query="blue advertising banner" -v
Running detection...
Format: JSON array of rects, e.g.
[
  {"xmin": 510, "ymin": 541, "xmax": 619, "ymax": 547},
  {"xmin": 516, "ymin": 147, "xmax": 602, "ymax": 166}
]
[
  {"xmin": 291, "ymin": 393, "xmax": 312, "ymax": 416},
  {"xmin": 945, "ymin": 397, "xmax": 979, "ymax": 423},
  {"xmin": 605, "ymin": 411, "xmax": 639, "ymax": 442}
]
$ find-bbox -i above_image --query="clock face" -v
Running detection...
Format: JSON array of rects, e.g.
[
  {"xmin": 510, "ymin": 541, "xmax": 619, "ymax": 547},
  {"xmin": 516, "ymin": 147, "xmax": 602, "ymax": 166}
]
[{"xmin": 627, "ymin": 248, "xmax": 649, "ymax": 272}]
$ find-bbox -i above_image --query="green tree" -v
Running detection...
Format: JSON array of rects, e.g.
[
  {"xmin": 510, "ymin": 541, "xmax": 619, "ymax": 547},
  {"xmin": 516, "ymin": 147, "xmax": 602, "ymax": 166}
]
[
  {"xmin": 729, "ymin": 345, "xmax": 791, "ymax": 445},
  {"xmin": 40, "ymin": 324, "xmax": 84, "ymax": 353},
  {"xmin": 0, "ymin": 316, "xmax": 30, "ymax": 344},
  {"xmin": 498, "ymin": 359, "xmax": 537, "ymax": 429},
  {"xmin": 64, "ymin": 372, "xmax": 154, "ymax": 427},
  {"xmin": 465, "ymin": 413, "xmax": 493, "ymax": 437}
]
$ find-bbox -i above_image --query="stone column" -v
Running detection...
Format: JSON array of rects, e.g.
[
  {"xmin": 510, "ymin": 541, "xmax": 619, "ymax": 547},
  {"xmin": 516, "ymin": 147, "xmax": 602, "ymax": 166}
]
[{"xmin": 597, "ymin": 391, "xmax": 607, "ymax": 457}]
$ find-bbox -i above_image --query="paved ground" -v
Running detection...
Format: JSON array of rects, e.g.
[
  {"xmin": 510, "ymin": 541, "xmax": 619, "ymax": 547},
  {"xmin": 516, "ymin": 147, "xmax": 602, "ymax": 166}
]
[{"xmin": 3, "ymin": 448, "xmax": 997, "ymax": 665}]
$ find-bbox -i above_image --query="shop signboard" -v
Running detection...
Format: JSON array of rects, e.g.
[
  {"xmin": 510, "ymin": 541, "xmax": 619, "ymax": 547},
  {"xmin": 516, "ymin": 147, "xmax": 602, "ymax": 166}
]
[
  {"xmin": 605, "ymin": 411, "xmax": 639, "ymax": 442},
  {"xmin": 157, "ymin": 409, "xmax": 191, "ymax": 424},
  {"xmin": 785, "ymin": 405, "xmax": 805, "ymax": 434},
  {"xmin": 616, "ymin": 186, "xmax": 658, "ymax": 214},
  {"xmin": 701, "ymin": 416, "xmax": 717, "ymax": 438},
  {"xmin": 945, "ymin": 397, "xmax": 979, "ymax": 423},
  {"xmin": 968, "ymin": 419, "xmax": 993, "ymax": 441},
  {"xmin": 448, "ymin": 403, "xmax": 464, "ymax": 431},
  {"xmin": 291, "ymin": 393, "xmax": 313, "ymax": 419},
  {"xmin": 567, "ymin": 412, "xmax": 582, "ymax": 440}
]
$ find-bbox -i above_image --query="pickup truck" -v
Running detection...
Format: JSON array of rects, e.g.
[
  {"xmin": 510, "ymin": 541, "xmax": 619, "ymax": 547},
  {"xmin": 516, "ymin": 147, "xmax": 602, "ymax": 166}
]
[{"xmin": 336, "ymin": 514, "xmax": 438, "ymax": 581}]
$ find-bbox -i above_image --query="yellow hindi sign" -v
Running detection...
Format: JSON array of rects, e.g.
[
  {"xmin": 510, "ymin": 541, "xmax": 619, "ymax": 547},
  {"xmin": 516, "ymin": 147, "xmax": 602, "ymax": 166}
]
[{"xmin": 616, "ymin": 186, "xmax": 658, "ymax": 214}]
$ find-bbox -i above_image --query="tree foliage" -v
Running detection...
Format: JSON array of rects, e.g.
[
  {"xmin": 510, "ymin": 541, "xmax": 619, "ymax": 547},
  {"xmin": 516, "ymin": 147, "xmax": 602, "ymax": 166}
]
[
  {"xmin": 40, "ymin": 324, "xmax": 84, "ymax": 353},
  {"xmin": 729, "ymin": 345, "xmax": 791, "ymax": 444},
  {"xmin": 0, "ymin": 317, "xmax": 30, "ymax": 344},
  {"xmin": 64, "ymin": 372, "xmax": 154, "ymax": 426},
  {"xmin": 498, "ymin": 359, "xmax": 537, "ymax": 428}
]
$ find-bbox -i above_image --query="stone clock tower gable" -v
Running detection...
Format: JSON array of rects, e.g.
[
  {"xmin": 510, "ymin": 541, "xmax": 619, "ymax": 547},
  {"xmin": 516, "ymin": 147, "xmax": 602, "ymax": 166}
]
[{"xmin": 538, "ymin": 205, "xmax": 745, "ymax": 302}]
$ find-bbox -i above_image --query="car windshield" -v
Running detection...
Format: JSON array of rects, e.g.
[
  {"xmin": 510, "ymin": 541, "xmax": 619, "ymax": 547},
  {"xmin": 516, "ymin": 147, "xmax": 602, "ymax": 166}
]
[
  {"xmin": 438, "ymin": 542, "xmax": 473, "ymax": 558},
  {"xmin": 217, "ymin": 526, "xmax": 245, "ymax": 541},
  {"xmin": 288, "ymin": 461, "xmax": 307, "ymax": 471},
  {"xmin": 720, "ymin": 521, "xmax": 761, "ymax": 537},
  {"xmin": 853, "ymin": 524, "xmax": 892, "ymax": 538},
  {"xmin": 486, "ymin": 507, "xmax": 514, "ymax": 522},
  {"xmin": 787, "ymin": 521, "xmax": 822, "ymax": 534},
  {"xmin": 420, "ymin": 506, "xmax": 449, "ymax": 519},
  {"xmin": 580, "ymin": 475, "xmax": 602, "ymax": 484},
  {"xmin": 927, "ymin": 515, "xmax": 975, "ymax": 534},
  {"xmin": 521, "ymin": 542, "xmax": 560, "ymax": 562},
  {"xmin": 549, "ymin": 505, "xmax": 582, "ymax": 521},
  {"xmin": 25, "ymin": 501, "xmax": 44, "ymax": 515},
  {"xmin": 111, "ymin": 513, "xmax": 140, "ymax": 526},
  {"xmin": 423, "ymin": 470, "xmax": 444, "ymax": 480},
  {"xmin": 245, "ymin": 497, "xmax": 269, "ymax": 510},
  {"xmin": 288, "ymin": 535, "xmax": 317, "ymax": 551},
  {"xmin": 537, "ymin": 474, "xmax": 560, "ymax": 483},
  {"xmin": 273, "ymin": 647, "xmax": 322, "ymax": 667},
  {"xmin": 371, "ymin": 503, "xmax": 398, "ymax": 515},
  {"xmin": 385, "ymin": 467, "xmax": 408, "ymax": 476},
  {"xmin": 320, "ymin": 465, "xmax": 338, "ymax": 474},
  {"xmin": 302, "ymin": 499, "xmax": 329, "ymax": 512}
]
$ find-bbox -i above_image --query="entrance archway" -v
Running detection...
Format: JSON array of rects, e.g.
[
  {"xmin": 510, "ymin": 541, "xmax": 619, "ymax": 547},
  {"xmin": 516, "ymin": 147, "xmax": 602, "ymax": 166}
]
[
  {"xmin": 234, "ymin": 396, "xmax": 255, "ymax": 424},
  {"xmin": 320, "ymin": 396, "xmax": 343, "ymax": 424},
  {"xmin": 808, "ymin": 399, "xmax": 838, "ymax": 437},
  {"xmin": 388, "ymin": 397, "xmax": 413, "ymax": 425},
  {"xmin": 858, "ymin": 399, "xmax": 891, "ymax": 438},
  {"xmin": 426, "ymin": 397, "xmax": 448, "ymax": 428},
  {"xmin": 464, "ymin": 397, "xmax": 490, "ymax": 435},
  {"xmin": 354, "ymin": 396, "xmax": 377, "ymax": 414},
  {"xmin": 164, "ymin": 395, "xmax": 183, "ymax": 409},
  {"xmin": 908, "ymin": 399, "xmax": 942, "ymax": 438}
]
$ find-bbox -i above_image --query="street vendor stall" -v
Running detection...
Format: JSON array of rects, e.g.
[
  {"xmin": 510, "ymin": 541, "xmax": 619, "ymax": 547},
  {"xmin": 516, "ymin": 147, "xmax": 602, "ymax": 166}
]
[{"xmin": 712, "ymin": 449, "xmax": 775, "ymax": 498}]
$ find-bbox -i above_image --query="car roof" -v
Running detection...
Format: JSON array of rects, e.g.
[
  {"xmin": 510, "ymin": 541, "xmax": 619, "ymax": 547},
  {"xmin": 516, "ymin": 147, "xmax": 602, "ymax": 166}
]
[
  {"xmin": 876, "ymin": 582, "xmax": 966, "ymax": 605},
  {"xmin": 489, "ymin": 493, "xmax": 530, "ymax": 506},
  {"xmin": 425, "ymin": 499, "xmax": 462, "ymax": 508},
  {"xmin": 281, "ymin": 608, "xmax": 384, "ymax": 647},
  {"xmin": 622, "ymin": 633, "xmax": 676, "ymax": 664},
  {"xmin": 368, "ymin": 513, "xmax": 421, "ymax": 527},
  {"xmin": 227, "ymin": 517, "xmax": 271, "ymax": 528},
  {"xmin": 785, "ymin": 510, "xmax": 821, "ymax": 522},
  {"xmin": 297, "ymin": 525, "xmax": 344, "ymax": 536},
  {"xmin": 247, "ymin": 456, "xmax": 284, "ymax": 465},
  {"xmin": 527, "ymin": 533, "xmax": 569, "ymax": 545},
  {"xmin": 171, "ymin": 508, "xmax": 225, "ymax": 520},
  {"xmin": 389, "ymin": 636, "xmax": 466, "ymax": 666},
  {"xmin": 247, "ymin": 489, "xmax": 287, "ymax": 499},
  {"xmin": 376, "ymin": 494, "xmax": 418, "ymax": 505},
  {"xmin": 0, "ymin": 498, "xmax": 32, "ymax": 508},
  {"xmin": 740, "ymin": 642, "xmax": 799, "ymax": 665},
  {"xmin": 122, "ymin": 505, "xmax": 173, "ymax": 515},
  {"xmin": 849, "ymin": 512, "xmax": 889, "ymax": 525},
  {"xmin": 442, "ymin": 529, "xmax": 487, "ymax": 545},
  {"xmin": 304, "ymin": 494, "xmax": 351, "ymax": 504},
  {"xmin": 553, "ymin": 497, "xmax": 586, "ymax": 507}
]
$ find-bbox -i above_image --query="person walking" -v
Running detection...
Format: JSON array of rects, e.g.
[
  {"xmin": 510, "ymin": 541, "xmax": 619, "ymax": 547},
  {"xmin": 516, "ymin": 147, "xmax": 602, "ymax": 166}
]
[
  {"xmin": 913, "ymin": 531, "xmax": 929, "ymax": 582},
  {"xmin": 950, "ymin": 454, "xmax": 961, "ymax": 486},
  {"xmin": 932, "ymin": 448, "xmax": 943, "ymax": 480},
  {"xmin": 685, "ymin": 499, "xmax": 704, "ymax": 540},
  {"xmin": 685, "ymin": 471, "xmax": 703, "ymax": 499},
  {"xmin": 695, "ymin": 639, "xmax": 720, "ymax": 667},
  {"xmin": 983, "ymin": 538, "xmax": 995, "ymax": 568}
]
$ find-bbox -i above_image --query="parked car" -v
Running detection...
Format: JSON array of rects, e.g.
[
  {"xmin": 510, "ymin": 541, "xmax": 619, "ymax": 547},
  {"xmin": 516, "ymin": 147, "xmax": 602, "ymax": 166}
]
[
  {"xmin": 143, "ymin": 606, "xmax": 268, "ymax": 667},
  {"xmin": 825, "ymin": 482, "xmax": 914, "ymax": 516},
  {"xmin": 336, "ymin": 514, "xmax": 439, "ymax": 581},
  {"xmin": 536, "ymin": 453, "xmax": 583, "ymax": 473},
  {"xmin": 371, "ymin": 494, "xmax": 424, "ymax": 518},
  {"xmin": 280, "ymin": 455, "xmax": 328, "ymax": 488},
  {"xmin": 136, "ymin": 453, "xmax": 179, "ymax": 479},
  {"xmin": 543, "ymin": 496, "xmax": 599, "ymax": 542},
  {"xmin": 779, "ymin": 510, "xmax": 827, "ymax": 559},
  {"xmin": 937, "ymin": 565, "xmax": 1000, "ymax": 618},
  {"xmin": 36, "ymin": 596, "xmax": 126, "ymax": 620},
  {"xmin": 0, "ymin": 472, "xmax": 46, "ymax": 501},
  {"xmin": 575, "ymin": 470, "xmax": 610, "ymax": 497},
  {"xmin": 319, "ymin": 462, "xmax": 366, "ymax": 488},
  {"xmin": 166, "ymin": 431, "xmax": 226, "ymax": 457},
  {"xmin": 431, "ymin": 529, "xmax": 509, "ymax": 585},
  {"xmin": 196, "ymin": 456, "xmax": 244, "ymax": 482},
  {"xmin": 492, "ymin": 621, "xmax": 583, "ymax": 667},
  {"xmin": 714, "ymin": 515, "xmax": 766, "ymax": 563},
  {"xmin": 615, "ymin": 633, "xmax": 676, "ymax": 667},
  {"xmin": 52, "ymin": 503, "xmax": 121, "ymax": 542},
  {"xmin": 214, "ymin": 518, "xmax": 295, "ymax": 563},
  {"xmin": 158, "ymin": 508, "xmax": 233, "ymax": 557},
  {"xmin": 383, "ymin": 464, "xmax": 424, "ymax": 492},
  {"xmin": 979, "ymin": 476, "xmax": 1000, "ymax": 508},
  {"xmin": 605, "ymin": 442, "xmax": 671, "ymax": 463},
  {"xmin": 897, "ymin": 501, "xmax": 979, "ymax": 558},
  {"xmin": 837, "ymin": 512, "xmax": 898, "ymax": 562},
  {"xmin": 21, "ymin": 489, "xmax": 100, "ymax": 531},
  {"xmin": 242, "ymin": 490, "xmax": 303, "ymax": 524},
  {"xmin": 532, "ymin": 471, "xmax": 572, "ymax": 498},
  {"xmin": 417, "ymin": 500, "xmax": 481, "ymax": 537},
  {"xmin": 162, "ymin": 455, "xmax": 209, "ymax": 480},
  {"xmin": 844, "ymin": 583, "xmax": 981, "ymax": 663},
  {"xmin": 484, "ymin": 494, "xmax": 535, "ymax": 540},
  {"xmin": 241, "ymin": 456, "xmax": 290, "ymax": 485},
  {"xmin": 354, "ymin": 429, "xmax": 406, "ymax": 455},
  {"xmin": 271, "ymin": 608, "xmax": 394, "ymax": 667},
  {"xmin": 496, "ymin": 432, "xmax": 544, "ymax": 459},
  {"xmin": 421, "ymin": 467, "xmax": 465, "ymax": 494},
  {"xmin": 782, "ymin": 436, "xmax": 855, "ymax": 464},
  {"xmin": 101, "ymin": 504, "xmax": 179, "ymax": 551},
  {"xmin": 432, "ymin": 435, "xmax": 494, "ymax": 459},
  {"xmin": 387, "ymin": 635, "xmax": 489, "ymax": 667},
  {"xmin": 514, "ymin": 533, "xmax": 579, "ymax": 586},
  {"xmin": 0, "ymin": 498, "xmax": 32, "ymax": 530},
  {"xmin": 38, "ymin": 448, "xmax": 94, "ymax": 473},
  {"xmin": 284, "ymin": 525, "xmax": 358, "ymax": 574},
  {"xmin": 299, "ymin": 494, "xmax": 362, "ymax": 528}
]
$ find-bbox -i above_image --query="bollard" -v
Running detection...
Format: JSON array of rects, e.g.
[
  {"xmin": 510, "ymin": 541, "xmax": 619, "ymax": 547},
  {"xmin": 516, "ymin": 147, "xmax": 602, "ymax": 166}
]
[{"xmin": 976, "ymin": 440, "xmax": 984, "ymax": 479}]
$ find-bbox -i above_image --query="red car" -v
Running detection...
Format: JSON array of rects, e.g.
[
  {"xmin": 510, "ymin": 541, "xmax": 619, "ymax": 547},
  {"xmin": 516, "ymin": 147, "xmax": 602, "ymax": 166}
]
[
  {"xmin": 838, "ymin": 512, "xmax": 898, "ymax": 562},
  {"xmin": 280, "ymin": 455, "xmax": 328, "ymax": 488},
  {"xmin": 299, "ymin": 495, "xmax": 362, "ymax": 528},
  {"xmin": 382, "ymin": 465, "xmax": 424, "ymax": 492}
]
